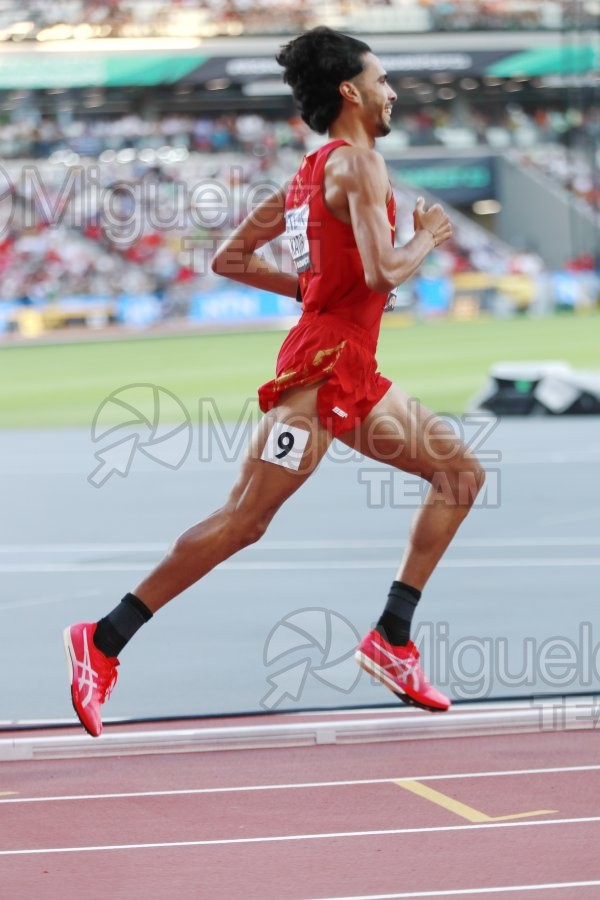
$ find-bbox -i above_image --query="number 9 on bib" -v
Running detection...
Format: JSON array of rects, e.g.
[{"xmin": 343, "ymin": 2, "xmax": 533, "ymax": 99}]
[{"xmin": 261, "ymin": 421, "xmax": 310, "ymax": 472}]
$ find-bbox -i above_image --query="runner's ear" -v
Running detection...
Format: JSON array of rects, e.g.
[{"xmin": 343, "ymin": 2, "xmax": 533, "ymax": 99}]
[{"xmin": 339, "ymin": 81, "xmax": 360, "ymax": 104}]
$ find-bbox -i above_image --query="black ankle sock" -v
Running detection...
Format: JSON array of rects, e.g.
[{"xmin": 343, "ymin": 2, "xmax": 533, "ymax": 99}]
[
  {"xmin": 93, "ymin": 593, "xmax": 153, "ymax": 657},
  {"xmin": 376, "ymin": 580, "xmax": 422, "ymax": 646}
]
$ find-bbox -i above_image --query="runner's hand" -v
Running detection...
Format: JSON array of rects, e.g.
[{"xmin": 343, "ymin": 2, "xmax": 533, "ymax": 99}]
[{"xmin": 413, "ymin": 197, "xmax": 453, "ymax": 248}]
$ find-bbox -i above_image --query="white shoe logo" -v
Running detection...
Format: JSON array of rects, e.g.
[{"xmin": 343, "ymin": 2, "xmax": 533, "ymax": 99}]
[
  {"xmin": 76, "ymin": 629, "xmax": 98, "ymax": 709},
  {"xmin": 376, "ymin": 643, "xmax": 421, "ymax": 691}
]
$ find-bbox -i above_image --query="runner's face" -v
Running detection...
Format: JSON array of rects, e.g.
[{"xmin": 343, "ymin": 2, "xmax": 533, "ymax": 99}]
[{"xmin": 353, "ymin": 54, "xmax": 397, "ymax": 137}]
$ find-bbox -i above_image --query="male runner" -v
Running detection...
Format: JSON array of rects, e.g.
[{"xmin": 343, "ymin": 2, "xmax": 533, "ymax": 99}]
[{"xmin": 64, "ymin": 27, "xmax": 485, "ymax": 736}]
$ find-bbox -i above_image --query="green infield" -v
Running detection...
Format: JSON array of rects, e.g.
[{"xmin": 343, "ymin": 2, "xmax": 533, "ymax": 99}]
[{"xmin": 0, "ymin": 312, "xmax": 598, "ymax": 428}]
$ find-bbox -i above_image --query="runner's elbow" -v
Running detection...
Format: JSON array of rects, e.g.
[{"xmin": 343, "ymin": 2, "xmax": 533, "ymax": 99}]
[
  {"xmin": 365, "ymin": 270, "xmax": 395, "ymax": 294},
  {"xmin": 211, "ymin": 250, "xmax": 224, "ymax": 274}
]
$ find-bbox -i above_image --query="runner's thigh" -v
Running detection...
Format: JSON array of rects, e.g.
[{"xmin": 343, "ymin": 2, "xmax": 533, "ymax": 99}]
[
  {"xmin": 227, "ymin": 381, "xmax": 333, "ymax": 517},
  {"xmin": 337, "ymin": 382, "xmax": 470, "ymax": 480}
]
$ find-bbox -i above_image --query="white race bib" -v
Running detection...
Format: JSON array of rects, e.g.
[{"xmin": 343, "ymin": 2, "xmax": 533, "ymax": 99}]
[
  {"xmin": 285, "ymin": 203, "xmax": 311, "ymax": 273},
  {"xmin": 261, "ymin": 421, "xmax": 310, "ymax": 471}
]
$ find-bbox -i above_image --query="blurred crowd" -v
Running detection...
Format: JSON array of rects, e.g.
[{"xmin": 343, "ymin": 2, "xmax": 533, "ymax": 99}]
[
  {"xmin": 1, "ymin": 93, "xmax": 598, "ymax": 314},
  {"xmin": 1, "ymin": 103, "xmax": 599, "ymax": 159},
  {"xmin": 0, "ymin": 144, "xmax": 531, "ymax": 313},
  {"xmin": 1, "ymin": 104, "xmax": 598, "ymax": 218},
  {"xmin": 0, "ymin": 113, "xmax": 308, "ymax": 160},
  {"xmin": 0, "ymin": 0, "xmax": 597, "ymax": 40},
  {"xmin": 0, "ymin": 150, "xmax": 287, "ymax": 311},
  {"xmin": 420, "ymin": 0, "xmax": 597, "ymax": 32},
  {"xmin": 516, "ymin": 145, "xmax": 600, "ymax": 212}
]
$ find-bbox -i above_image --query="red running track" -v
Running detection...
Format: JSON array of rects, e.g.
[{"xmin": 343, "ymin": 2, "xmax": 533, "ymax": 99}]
[{"xmin": 1, "ymin": 729, "xmax": 599, "ymax": 899}]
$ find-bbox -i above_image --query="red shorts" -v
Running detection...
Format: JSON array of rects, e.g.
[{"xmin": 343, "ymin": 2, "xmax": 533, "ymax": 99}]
[{"xmin": 258, "ymin": 311, "xmax": 392, "ymax": 437}]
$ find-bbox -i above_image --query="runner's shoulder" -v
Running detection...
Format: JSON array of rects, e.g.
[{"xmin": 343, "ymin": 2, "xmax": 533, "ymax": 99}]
[{"xmin": 330, "ymin": 145, "xmax": 388, "ymax": 187}]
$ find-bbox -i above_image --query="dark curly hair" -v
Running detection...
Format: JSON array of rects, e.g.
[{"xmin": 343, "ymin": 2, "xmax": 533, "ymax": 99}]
[{"xmin": 277, "ymin": 27, "xmax": 371, "ymax": 134}]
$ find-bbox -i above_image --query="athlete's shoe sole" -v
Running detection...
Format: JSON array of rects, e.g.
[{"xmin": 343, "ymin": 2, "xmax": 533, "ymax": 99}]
[{"xmin": 355, "ymin": 650, "xmax": 447, "ymax": 713}]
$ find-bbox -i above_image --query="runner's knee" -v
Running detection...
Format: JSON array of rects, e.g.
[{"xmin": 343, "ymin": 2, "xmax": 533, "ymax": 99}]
[
  {"xmin": 172, "ymin": 506, "xmax": 272, "ymax": 558},
  {"xmin": 457, "ymin": 458, "xmax": 486, "ymax": 506},
  {"xmin": 426, "ymin": 454, "xmax": 485, "ymax": 507},
  {"xmin": 233, "ymin": 510, "xmax": 272, "ymax": 547}
]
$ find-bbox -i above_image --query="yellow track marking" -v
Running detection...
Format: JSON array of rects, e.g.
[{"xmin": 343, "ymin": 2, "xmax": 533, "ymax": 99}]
[{"xmin": 395, "ymin": 780, "xmax": 556, "ymax": 823}]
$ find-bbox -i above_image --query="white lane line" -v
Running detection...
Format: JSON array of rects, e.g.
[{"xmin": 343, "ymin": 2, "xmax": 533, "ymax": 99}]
[
  {"xmin": 0, "ymin": 588, "xmax": 100, "ymax": 613},
  {"xmin": 1, "ymin": 815, "xmax": 599, "ymax": 856},
  {"xmin": 307, "ymin": 880, "xmax": 600, "ymax": 899},
  {"xmin": 0, "ymin": 537, "xmax": 598, "ymax": 552},
  {"xmin": 541, "ymin": 511, "xmax": 600, "ymax": 526},
  {"xmin": 436, "ymin": 558, "xmax": 600, "ymax": 568},
  {"xmin": 1, "ymin": 557, "xmax": 599, "ymax": 574},
  {"xmin": 0, "ymin": 452, "xmax": 598, "ymax": 473},
  {"xmin": 501, "ymin": 454, "xmax": 600, "ymax": 465},
  {"xmin": 0, "ymin": 543, "xmax": 167, "ymax": 553},
  {"xmin": 0, "ymin": 595, "xmax": 82, "ymax": 612},
  {"xmin": 2, "ymin": 764, "xmax": 599, "ymax": 805}
]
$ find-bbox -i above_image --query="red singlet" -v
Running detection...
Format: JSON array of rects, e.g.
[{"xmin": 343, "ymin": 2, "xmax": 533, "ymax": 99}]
[{"xmin": 258, "ymin": 139, "xmax": 396, "ymax": 437}]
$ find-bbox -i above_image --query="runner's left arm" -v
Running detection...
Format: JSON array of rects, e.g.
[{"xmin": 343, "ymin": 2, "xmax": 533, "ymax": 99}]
[{"xmin": 211, "ymin": 186, "xmax": 298, "ymax": 298}]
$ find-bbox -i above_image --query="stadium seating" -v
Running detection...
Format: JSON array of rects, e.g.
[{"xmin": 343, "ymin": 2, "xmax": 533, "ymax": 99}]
[{"xmin": 0, "ymin": 0, "xmax": 597, "ymax": 41}]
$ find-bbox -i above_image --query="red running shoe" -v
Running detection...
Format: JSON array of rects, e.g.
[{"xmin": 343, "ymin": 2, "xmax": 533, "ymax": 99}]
[
  {"xmin": 355, "ymin": 628, "xmax": 450, "ymax": 712},
  {"xmin": 63, "ymin": 622, "xmax": 119, "ymax": 737}
]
